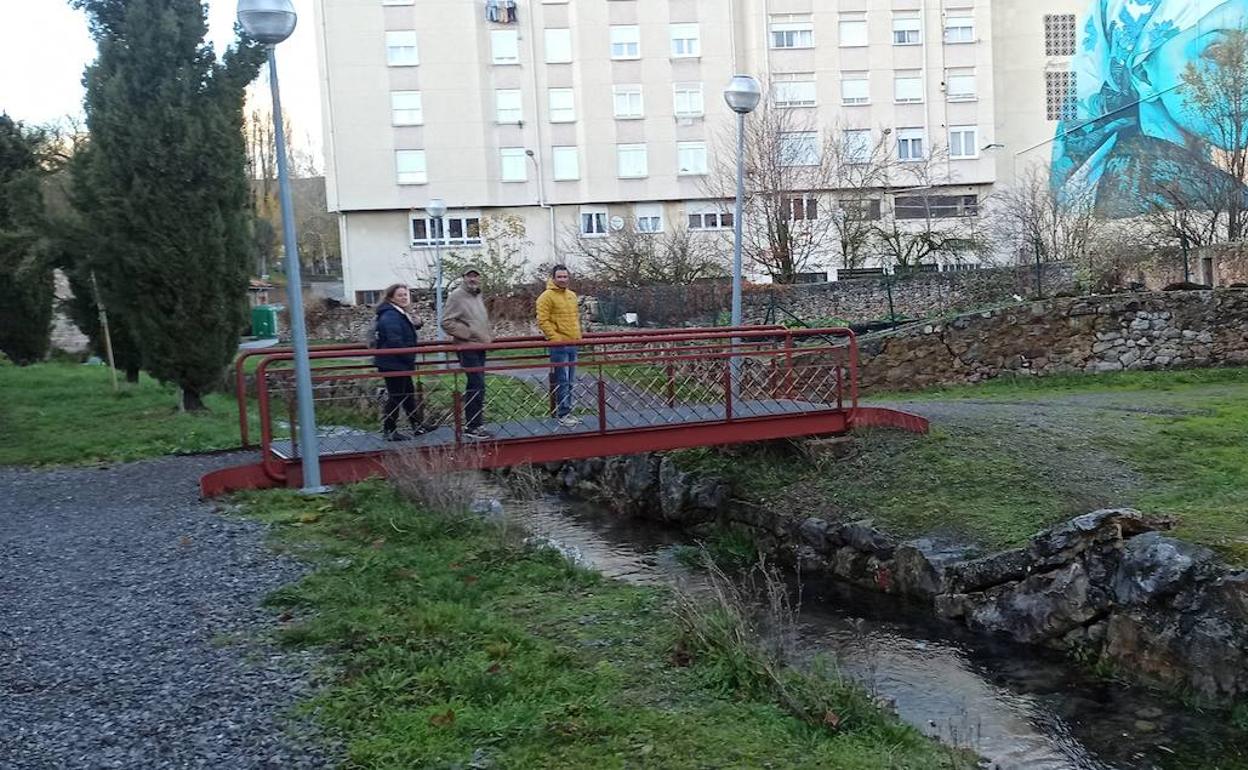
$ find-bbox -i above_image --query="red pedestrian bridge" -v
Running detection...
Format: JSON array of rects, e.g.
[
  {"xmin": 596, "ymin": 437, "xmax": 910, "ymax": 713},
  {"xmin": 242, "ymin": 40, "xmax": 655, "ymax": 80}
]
[{"xmin": 201, "ymin": 326, "xmax": 928, "ymax": 497}]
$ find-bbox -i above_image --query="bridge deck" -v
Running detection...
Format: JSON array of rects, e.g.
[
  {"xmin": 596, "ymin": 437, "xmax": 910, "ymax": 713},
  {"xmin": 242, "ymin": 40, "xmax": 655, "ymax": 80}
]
[{"xmin": 269, "ymin": 398, "xmax": 826, "ymax": 459}]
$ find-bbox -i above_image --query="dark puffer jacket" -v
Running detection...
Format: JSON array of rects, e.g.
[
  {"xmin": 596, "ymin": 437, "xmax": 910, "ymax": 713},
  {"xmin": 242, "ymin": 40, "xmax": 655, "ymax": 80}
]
[{"xmin": 373, "ymin": 302, "xmax": 420, "ymax": 371}]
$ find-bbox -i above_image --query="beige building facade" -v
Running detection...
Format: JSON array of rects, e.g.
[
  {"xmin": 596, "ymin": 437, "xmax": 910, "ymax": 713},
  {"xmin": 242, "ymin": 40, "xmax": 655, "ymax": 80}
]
[{"xmin": 315, "ymin": 0, "xmax": 1076, "ymax": 304}]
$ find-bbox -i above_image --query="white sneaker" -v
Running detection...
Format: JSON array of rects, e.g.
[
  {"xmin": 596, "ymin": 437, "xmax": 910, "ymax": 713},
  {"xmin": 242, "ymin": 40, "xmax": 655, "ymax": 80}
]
[{"xmin": 558, "ymin": 415, "xmax": 581, "ymax": 428}]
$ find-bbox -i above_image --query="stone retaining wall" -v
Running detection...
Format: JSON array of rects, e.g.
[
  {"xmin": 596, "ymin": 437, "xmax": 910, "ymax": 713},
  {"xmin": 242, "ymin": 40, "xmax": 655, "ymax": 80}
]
[
  {"xmin": 858, "ymin": 288, "xmax": 1248, "ymax": 392},
  {"xmin": 294, "ymin": 263, "xmax": 1076, "ymax": 342},
  {"xmin": 534, "ymin": 454, "xmax": 1248, "ymax": 704}
]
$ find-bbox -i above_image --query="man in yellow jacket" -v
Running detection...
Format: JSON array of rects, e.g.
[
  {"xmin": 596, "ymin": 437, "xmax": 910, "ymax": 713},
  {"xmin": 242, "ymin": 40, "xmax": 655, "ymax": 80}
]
[{"xmin": 536, "ymin": 264, "xmax": 582, "ymax": 427}]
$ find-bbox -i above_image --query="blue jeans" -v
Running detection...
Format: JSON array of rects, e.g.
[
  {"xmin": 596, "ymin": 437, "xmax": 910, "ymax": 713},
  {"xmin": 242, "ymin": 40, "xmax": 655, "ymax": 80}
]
[
  {"xmin": 549, "ymin": 346, "xmax": 577, "ymax": 418},
  {"xmin": 456, "ymin": 350, "xmax": 486, "ymax": 430}
]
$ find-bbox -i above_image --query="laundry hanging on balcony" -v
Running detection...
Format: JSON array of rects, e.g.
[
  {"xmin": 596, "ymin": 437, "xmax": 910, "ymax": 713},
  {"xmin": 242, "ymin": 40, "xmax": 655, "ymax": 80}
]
[{"xmin": 485, "ymin": 0, "xmax": 518, "ymax": 23}]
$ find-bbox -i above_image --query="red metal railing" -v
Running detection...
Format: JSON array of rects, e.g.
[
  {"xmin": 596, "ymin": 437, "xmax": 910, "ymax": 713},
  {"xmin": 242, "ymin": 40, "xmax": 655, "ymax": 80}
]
[
  {"xmin": 244, "ymin": 327, "xmax": 857, "ymax": 484},
  {"xmin": 233, "ymin": 326, "xmax": 786, "ymax": 447}
]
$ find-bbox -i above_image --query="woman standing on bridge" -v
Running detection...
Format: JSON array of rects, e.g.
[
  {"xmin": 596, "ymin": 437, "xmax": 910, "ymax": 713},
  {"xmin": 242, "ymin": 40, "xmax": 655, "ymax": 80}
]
[{"xmin": 373, "ymin": 283, "xmax": 428, "ymax": 441}]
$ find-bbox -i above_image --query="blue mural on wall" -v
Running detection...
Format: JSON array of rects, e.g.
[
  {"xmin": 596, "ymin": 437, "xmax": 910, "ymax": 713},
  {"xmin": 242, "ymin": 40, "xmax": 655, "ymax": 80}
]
[{"xmin": 1051, "ymin": 0, "xmax": 1248, "ymax": 216}]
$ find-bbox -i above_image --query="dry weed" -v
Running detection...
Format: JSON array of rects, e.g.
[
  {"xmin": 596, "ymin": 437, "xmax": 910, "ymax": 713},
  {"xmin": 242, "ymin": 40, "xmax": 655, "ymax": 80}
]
[{"xmin": 382, "ymin": 442, "xmax": 488, "ymax": 515}]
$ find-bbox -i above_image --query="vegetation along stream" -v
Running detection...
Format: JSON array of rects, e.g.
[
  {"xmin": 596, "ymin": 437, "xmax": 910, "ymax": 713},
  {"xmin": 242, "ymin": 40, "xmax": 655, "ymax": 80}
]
[{"xmin": 496, "ymin": 484, "xmax": 1248, "ymax": 770}]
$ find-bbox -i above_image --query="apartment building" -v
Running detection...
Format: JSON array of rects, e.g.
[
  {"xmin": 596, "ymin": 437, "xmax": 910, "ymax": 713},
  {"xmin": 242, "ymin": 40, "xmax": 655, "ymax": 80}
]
[
  {"xmin": 316, "ymin": 0, "xmax": 1019, "ymax": 303},
  {"xmin": 990, "ymin": 0, "xmax": 1082, "ymax": 186}
]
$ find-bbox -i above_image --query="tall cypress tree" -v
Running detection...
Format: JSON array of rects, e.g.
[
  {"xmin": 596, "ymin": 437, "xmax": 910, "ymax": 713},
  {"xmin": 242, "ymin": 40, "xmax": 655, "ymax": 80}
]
[
  {"xmin": 0, "ymin": 115, "xmax": 55, "ymax": 365},
  {"xmin": 75, "ymin": 0, "xmax": 263, "ymax": 409}
]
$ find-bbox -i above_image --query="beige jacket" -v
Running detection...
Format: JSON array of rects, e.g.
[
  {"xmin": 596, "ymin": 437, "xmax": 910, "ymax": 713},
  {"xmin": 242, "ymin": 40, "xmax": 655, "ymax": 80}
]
[{"xmin": 441, "ymin": 285, "xmax": 493, "ymax": 343}]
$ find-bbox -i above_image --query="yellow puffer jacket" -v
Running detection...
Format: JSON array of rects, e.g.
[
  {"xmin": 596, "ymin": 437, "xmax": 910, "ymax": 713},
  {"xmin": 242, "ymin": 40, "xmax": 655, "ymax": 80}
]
[{"xmin": 536, "ymin": 280, "xmax": 582, "ymax": 343}]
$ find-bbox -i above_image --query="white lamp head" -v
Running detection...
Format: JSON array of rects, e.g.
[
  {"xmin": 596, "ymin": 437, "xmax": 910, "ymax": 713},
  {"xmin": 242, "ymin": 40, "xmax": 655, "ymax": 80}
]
[
  {"xmin": 237, "ymin": 0, "xmax": 297, "ymax": 45},
  {"xmin": 425, "ymin": 198, "xmax": 447, "ymax": 218},
  {"xmin": 723, "ymin": 75, "xmax": 762, "ymax": 115}
]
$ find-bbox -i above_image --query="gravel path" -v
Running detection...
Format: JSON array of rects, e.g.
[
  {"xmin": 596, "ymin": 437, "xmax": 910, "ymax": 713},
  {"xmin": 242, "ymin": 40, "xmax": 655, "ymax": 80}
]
[{"xmin": 0, "ymin": 453, "xmax": 331, "ymax": 769}]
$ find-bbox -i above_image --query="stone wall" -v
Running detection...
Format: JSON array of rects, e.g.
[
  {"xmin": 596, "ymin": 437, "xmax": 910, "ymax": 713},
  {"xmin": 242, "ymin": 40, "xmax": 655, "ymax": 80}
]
[
  {"xmin": 294, "ymin": 263, "xmax": 1076, "ymax": 341},
  {"xmin": 289, "ymin": 292, "xmax": 540, "ymax": 344},
  {"xmin": 857, "ymin": 288, "xmax": 1248, "ymax": 393},
  {"xmin": 540, "ymin": 456, "xmax": 1248, "ymax": 704},
  {"xmin": 738, "ymin": 262, "xmax": 1075, "ymax": 326}
]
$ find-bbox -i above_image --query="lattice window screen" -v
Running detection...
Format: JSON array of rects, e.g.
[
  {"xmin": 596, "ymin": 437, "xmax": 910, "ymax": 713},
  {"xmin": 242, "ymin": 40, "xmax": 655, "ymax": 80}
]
[
  {"xmin": 1045, "ymin": 70, "xmax": 1077, "ymax": 121},
  {"xmin": 1045, "ymin": 14, "xmax": 1077, "ymax": 57}
]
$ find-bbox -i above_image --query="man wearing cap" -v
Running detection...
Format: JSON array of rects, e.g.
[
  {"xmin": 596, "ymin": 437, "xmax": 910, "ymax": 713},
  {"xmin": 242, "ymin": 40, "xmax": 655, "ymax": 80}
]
[{"xmin": 441, "ymin": 266, "xmax": 493, "ymax": 439}]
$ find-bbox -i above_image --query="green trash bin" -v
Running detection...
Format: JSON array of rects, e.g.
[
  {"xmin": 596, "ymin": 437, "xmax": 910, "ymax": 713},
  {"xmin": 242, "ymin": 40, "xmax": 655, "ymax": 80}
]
[{"xmin": 251, "ymin": 304, "xmax": 279, "ymax": 338}]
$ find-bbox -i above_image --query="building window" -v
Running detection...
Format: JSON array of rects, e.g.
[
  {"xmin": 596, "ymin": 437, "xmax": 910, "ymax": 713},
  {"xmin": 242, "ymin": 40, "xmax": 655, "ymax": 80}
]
[
  {"xmin": 948, "ymin": 126, "xmax": 978, "ymax": 158},
  {"xmin": 671, "ymin": 23, "xmax": 700, "ymax": 58},
  {"xmin": 1045, "ymin": 14, "xmax": 1077, "ymax": 57},
  {"xmin": 545, "ymin": 28, "xmax": 572, "ymax": 63},
  {"xmin": 1046, "ymin": 70, "xmax": 1077, "ymax": 121},
  {"xmin": 395, "ymin": 149, "xmax": 427, "ymax": 184},
  {"xmin": 780, "ymin": 132, "xmax": 820, "ymax": 166},
  {"xmin": 687, "ymin": 203, "xmax": 733, "ymax": 230},
  {"xmin": 946, "ymin": 70, "xmax": 976, "ymax": 101},
  {"xmin": 548, "ymin": 88, "xmax": 575, "ymax": 122},
  {"xmin": 385, "ymin": 30, "xmax": 419, "ymax": 66},
  {"xmin": 613, "ymin": 84, "xmax": 644, "ymax": 118},
  {"xmin": 896, "ymin": 194, "xmax": 979, "ymax": 219},
  {"xmin": 897, "ymin": 128, "xmax": 925, "ymax": 161},
  {"xmin": 617, "ymin": 144, "xmax": 648, "ymax": 178},
  {"xmin": 837, "ymin": 198, "xmax": 881, "ymax": 221},
  {"xmin": 944, "ymin": 15, "xmax": 975, "ymax": 44},
  {"xmin": 773, "ymin": 75, "xmax": 817, "ymax": 108},
  {"xmin": 355, "ymin": 289, "xmax": 383, "ymax": 305},
  {"xmin": 610, "ymin": 25, "xmax": 641, "ymax": 59},
  {"xmin": 843, "ymin": 129, "xmax": 872, "ymax": 164},
  {"xmin": 893, "ymin": 16, "xmax": 921, "ymax": 45},
  {"xmin": 635, "ymin": 203, "xmax": 664, "ymax": 233},
  {"xmin": 677, "ymin": 141, "xmax": 708, "ymax": 175},
  {"xmin": 673, "ymin": 82, "xmax": 705, "ymax": 117},
  {"xmin": 580, "ymin": 206, "xmax": 608, "ymax": 236},
  {"xmin": 771, "ymin": 18, "xmax": 814, "ymax": 49},
  {"xmin": 784, "ymin": 195, "xmax": 818, "ymax": 221},
  {"xmin": 391, "ymin": 91, "xmax": 423, "ymax": 125},
  {"xmin": 412, "ymin": 214, "xmax": 482, "ymax": 245},
  {"xmin": 491, "ymin": 29, "xmax": 519, "ymax": 64},
  {"xmin": 495, "ymin": 89, "xmax": 523, "ymax": 123},
  {"xmin": 500, "ymin": 147, "xmax": 527, "ymax": 181},
  {"xmin": 841, "ymin": 75, "xmax": 870, "ymax": 105},
  {"xmin": 839, "ymin": 16, "xmax": 868, "ymax": 47},
  {"xmin": 894, "ymin": 72, "xmax": 923, "ymax": 103},
  {"xmin": 552, "ymin": 146, "xmax": 579, "ymax": 180}
]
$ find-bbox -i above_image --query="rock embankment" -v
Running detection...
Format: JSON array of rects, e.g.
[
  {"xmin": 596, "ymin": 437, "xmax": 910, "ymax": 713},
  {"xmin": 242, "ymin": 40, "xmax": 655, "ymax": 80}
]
[{"xmin": 544, "ymin": 455, "xmax": 1248, "ymax": 704}]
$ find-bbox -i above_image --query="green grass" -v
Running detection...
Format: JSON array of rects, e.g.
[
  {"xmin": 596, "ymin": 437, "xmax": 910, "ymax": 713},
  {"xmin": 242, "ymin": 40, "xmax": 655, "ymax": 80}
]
[
  {"xmin": 813, "ymin": 428, "xmax": 1075, "ymax": 548},
  {"xmin": 673, "ymin": 527, "xmax": 760, "ymax": 571},
  {"xmin": 895, "ymin": 367, "xmax": 1248, "ymax": 557},
  {"xmin": 891, "ymin": 366, "xmax": 1248, "ymax": 400},
  {"xmin": 234, "ymin": 483, "xmax": 971, "ymax": 769},
  {"xmin": 687, "ymin": 367, "xmax": 1248, "ymax": 560},
  {"xmin": 0, "ymin": 363, "xmax": 251, "ymax": 466}
]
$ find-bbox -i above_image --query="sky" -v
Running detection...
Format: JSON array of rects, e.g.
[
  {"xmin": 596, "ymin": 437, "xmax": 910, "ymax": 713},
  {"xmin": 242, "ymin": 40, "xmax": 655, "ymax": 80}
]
[{"xmin": 0, "ymin": 0, "xmax": 323, "ymax": 165}]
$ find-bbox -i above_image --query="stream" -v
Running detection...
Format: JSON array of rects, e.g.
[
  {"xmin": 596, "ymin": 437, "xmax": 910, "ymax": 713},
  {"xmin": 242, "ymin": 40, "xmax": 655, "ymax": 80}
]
[{"xmin": 496, "ymin": 486, "xmax": 1248, "ymax": 770}]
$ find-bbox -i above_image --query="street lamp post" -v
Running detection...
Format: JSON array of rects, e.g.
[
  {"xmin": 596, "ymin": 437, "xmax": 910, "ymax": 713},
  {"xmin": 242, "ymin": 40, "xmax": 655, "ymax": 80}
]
[
  {"xmin": 238, "ymin": 0, "xmax": 325, "ymax": 492},
  {"xmin": 723, "ymin": 75, "xmax": 761, "ymax": 329},
  {"xmin": 425, "ymin": 197, "xmax": 448, "ymax": 340}
]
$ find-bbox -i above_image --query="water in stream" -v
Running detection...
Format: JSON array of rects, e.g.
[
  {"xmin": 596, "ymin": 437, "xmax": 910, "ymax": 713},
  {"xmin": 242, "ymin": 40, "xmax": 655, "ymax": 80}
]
[{"xmin": 500, "ymin": 488, "xmax": 1248, "ymax": 770}]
